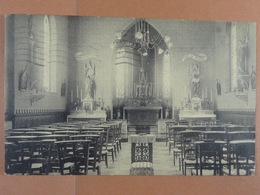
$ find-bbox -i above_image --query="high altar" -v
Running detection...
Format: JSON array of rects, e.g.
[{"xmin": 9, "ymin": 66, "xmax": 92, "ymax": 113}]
[
  {"xmin": 116, "ymin": 63, "xmax": 169, "ymax": 135},
  {"xmin": 123, "ymin": 66, "xmax": 163, "ymax": 126}
]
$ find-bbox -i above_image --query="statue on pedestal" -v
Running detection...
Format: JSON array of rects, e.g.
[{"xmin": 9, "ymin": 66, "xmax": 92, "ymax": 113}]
[
  {"xmin": 84, "ymin": 61, "xmax": 96, "ymax": 100},
  {"xmin": 191, "ymin": 63, "xmax": 200, "ymax": 97}
]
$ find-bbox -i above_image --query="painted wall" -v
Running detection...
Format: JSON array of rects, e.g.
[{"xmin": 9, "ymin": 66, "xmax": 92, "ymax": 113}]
[
  {"xmin": 6, "ymin": 15, "xmax": 69, "ymax": 116},
  {"xmin": 214, "ymin": 22, "xmax": 256, "ymax": 112}
]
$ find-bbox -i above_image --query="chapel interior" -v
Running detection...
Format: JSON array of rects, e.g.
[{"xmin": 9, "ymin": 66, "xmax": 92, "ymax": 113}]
[{"xmin": 4, "ymin": 15, "xmax": 256, "ymax": 176}]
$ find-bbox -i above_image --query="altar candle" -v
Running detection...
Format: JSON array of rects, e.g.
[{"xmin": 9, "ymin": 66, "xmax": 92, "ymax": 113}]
[
  {"xmin": 76, "ymin": 85, "xmax": 79, "ymax": 98},
  {"xmin": 210, "ymin": 90, "xmax": 213, "ymax": 102},
  {"xmin": 71, "ymin": 90, "xmax": 73, "ymax": 103},
  {"xmin": 205, "ymin": 86, "xmax": 207, "ymax": 99},
  {"xmin": 202, "ymin": 89, "xmax": 204, "ymax": 100}
]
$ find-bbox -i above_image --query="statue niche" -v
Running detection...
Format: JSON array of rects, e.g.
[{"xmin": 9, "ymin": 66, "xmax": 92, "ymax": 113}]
[
  {"xmin": 84, "ymin": 61, "xmax": 96, "ymax": 100},
  {"xmin": 82, "ymin": 61, "xmax": 96, "ymax": 113},
  {"xmin": 135, "ymin": 67, "xmax": 153, "ymax": 98}
]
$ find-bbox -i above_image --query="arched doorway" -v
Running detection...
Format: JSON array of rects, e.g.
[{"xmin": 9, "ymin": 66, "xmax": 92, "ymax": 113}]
[{"xmin": 112, "ymin": 19, "xmax": 172, "ymax": 120}]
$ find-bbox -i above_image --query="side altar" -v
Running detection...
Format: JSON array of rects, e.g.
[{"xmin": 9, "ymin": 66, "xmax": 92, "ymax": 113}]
[
  {"xmin": 67, "ymin": 110, "xmax": 106, "ymax": 122},
  {"xmin": 178, "ymin": 62, "xmax": 216, "ymax": 124},
  {"xmin": 179, "ymin": 96, "xmax": 216, "ymax": 123},
  {"xmin": 68, "ymin": 59, "xmax": 107, "ymax": 122},
  {"xmin": 179, "ymin": 109, "xmax": 216, "ymax": 122},
  {"xmin": 67, "ymin": 97, "xmax": 106, "ymax": 121}
]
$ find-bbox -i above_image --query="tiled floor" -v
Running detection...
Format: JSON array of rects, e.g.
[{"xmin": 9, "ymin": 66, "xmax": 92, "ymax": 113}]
[{"xmin": 89, "ymin": 142, "xmax": 182, "ymax": 176}]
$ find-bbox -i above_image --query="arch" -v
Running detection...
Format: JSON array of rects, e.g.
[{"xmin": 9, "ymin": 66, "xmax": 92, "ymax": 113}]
[{"xmin": 113, "ymin": 18, "xmax": 173, "ymax": 101}]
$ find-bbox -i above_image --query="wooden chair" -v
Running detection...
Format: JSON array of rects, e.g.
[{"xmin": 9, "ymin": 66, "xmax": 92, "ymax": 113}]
[
  {"xmin": 168, "ymin": 126, "xmax": 176, "ymax": 154},
  {"xmin": 18, "ymin": 140, "xmax": 56, "ymax": 175},
  {"xmin": 223, "ymin": 140, "xmax": 255, "ymax": 176},
  {"xmin": 180, "ymin": 130, "xmax": 202, "ymax": 175},
  {"xmin": 169, "ymin": 126, "xmax": 187, "ymax": 154},
  {"xmin": 233, "ymin": 142, "xmax": 255, "ymax": 175},
  {"xmin": 80, "ymin": 127, "xmax": 109, "ymax": 167},
  {"xmin": 28, "ymin": 157, "xmax": 50, "ymax": 175},
  {"xmin": 71, "ymin": 134, "xmax": 102, "ymax": 175},
  {"xmin": 222, "ymin": 131, "xmax": 255, "ymax": 175},
  {"xmin": 55, "ymin": 140, "xmax": 91, "ymax": 175},
  {"xmin": 102, "ymin": 126, "xmax": 116, "ymax": 162},
  {"xmin": 5, "ymin": 142, "xmax": 26, "ymax": 174},
  {"xmin": 191, "ymin": 141, "xmax": 225, "ymax": 176},
  {"xmin": 115, "ymin": 122, "xmax": 123, "ymax": 151}
]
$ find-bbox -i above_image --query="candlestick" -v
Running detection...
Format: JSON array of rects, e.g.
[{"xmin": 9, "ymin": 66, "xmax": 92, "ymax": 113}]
[{"xmin": 210, "ymin": 90, "xmax": 213, "ymax": 102}]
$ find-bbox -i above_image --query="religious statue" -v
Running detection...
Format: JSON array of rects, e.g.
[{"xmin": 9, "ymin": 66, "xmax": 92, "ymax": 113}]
[
  {"xmin": 237, "ymin": 27, "xmax": 249, "ymax": 74},
  {"xmin": 216, "ymin": 79, "xmax": 221, "ymax": 96},
  {"xmin": 84, "ymin": 61, "xmax": 96, "ymax": 100},
  {"xmin": 251, "ymin": 66, "xmax": 256, "ymax": 90},
  {"xmin": 191, "ymin": 63, "xmax": 200, "ymax": 97},
  {"xmin": 19, "ymin": 65, "xmax": 28, "ymax": 91}
]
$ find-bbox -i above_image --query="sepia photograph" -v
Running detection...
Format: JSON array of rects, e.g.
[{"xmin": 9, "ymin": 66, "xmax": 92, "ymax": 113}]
[{"xmin": 4, "ymin": 14, "xmax": 256, "ymax": 176}]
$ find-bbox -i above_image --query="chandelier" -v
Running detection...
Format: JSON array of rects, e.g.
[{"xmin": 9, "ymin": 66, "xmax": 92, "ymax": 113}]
[
  {"xmin": 112, "ymin": 18, "xmax": 173, "ymax": 56},
  {"xmin": 134, "ymin": 18, "xmax": 164, "ymax": 56}
]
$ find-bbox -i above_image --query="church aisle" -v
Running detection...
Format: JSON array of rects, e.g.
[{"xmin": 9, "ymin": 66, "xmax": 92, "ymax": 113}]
[{"xmin": 95, "ymin": 142, "xmax": 182, "ymax": 176}]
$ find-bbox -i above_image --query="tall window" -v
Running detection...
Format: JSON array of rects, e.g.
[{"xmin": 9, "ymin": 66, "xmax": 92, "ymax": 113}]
[
  {"xmin": 43, "ymin": 15, "xmax": 57, "ymax": 92},
  {"xmin": 162, "ymin": 50, "xmax": 171, "ymax": 98},
  {"xmin": 115, "ymin": 48, "xmax": 126, "ymax": 98}
]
